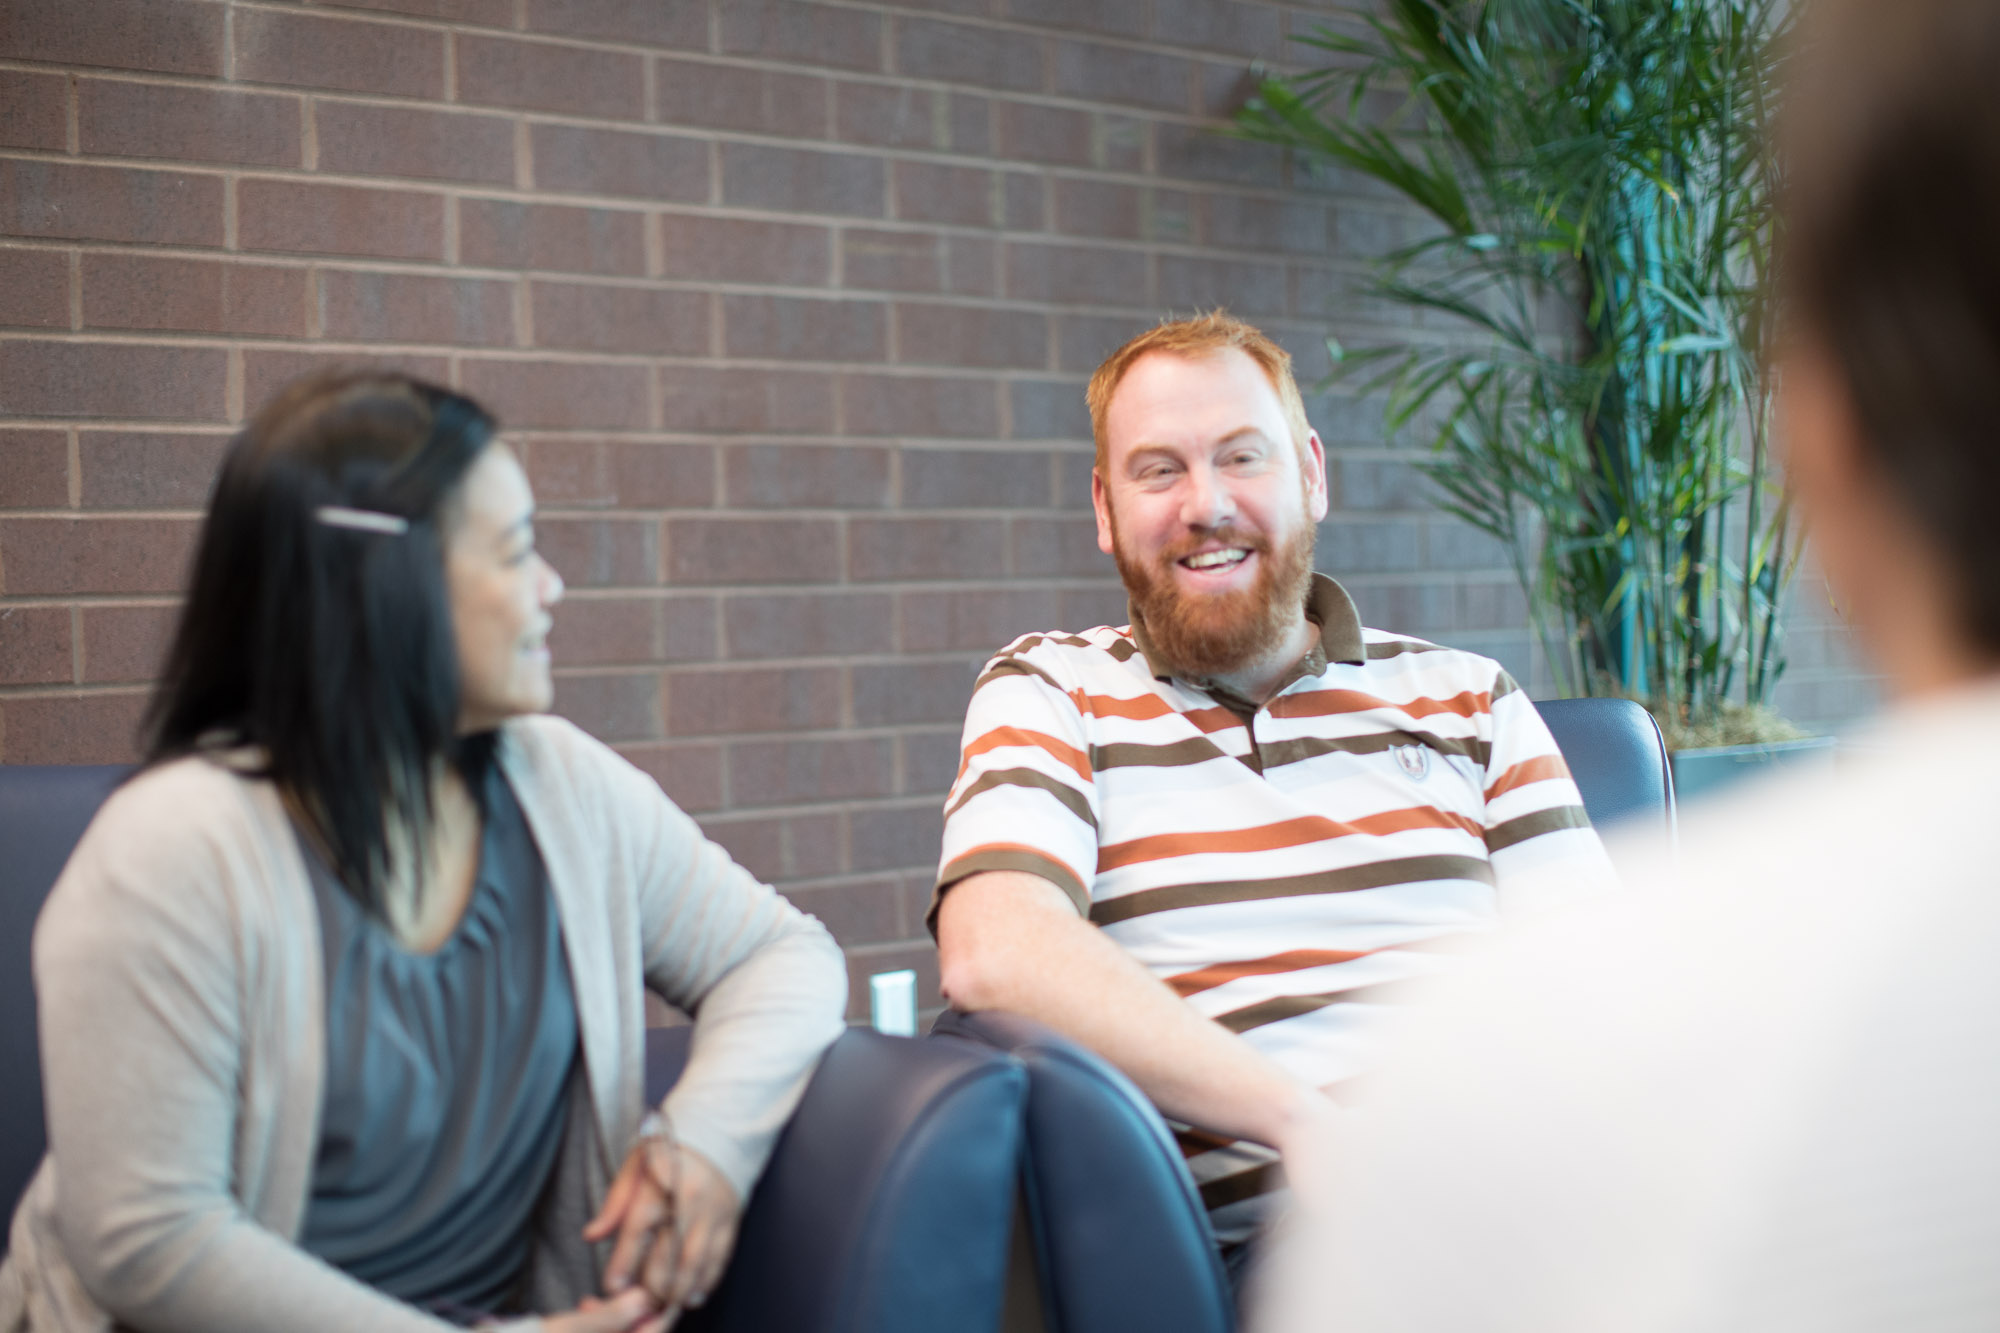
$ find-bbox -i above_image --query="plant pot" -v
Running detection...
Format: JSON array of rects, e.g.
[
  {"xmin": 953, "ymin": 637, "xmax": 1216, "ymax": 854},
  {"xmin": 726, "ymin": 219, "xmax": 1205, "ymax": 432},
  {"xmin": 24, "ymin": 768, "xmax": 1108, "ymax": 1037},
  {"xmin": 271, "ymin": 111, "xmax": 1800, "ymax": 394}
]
[{"xmin": 1669, "ymin": 735, "xmax": 1838, "ymax": 805}]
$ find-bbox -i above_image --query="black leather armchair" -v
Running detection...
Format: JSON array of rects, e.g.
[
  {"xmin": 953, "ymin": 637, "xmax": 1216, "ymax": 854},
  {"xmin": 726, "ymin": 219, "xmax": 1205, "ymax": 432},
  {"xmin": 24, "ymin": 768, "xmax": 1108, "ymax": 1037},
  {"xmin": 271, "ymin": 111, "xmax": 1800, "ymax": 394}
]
[{"xmin": 0, "ymin": 763, "xmax": 1028, "ymax": 1333}]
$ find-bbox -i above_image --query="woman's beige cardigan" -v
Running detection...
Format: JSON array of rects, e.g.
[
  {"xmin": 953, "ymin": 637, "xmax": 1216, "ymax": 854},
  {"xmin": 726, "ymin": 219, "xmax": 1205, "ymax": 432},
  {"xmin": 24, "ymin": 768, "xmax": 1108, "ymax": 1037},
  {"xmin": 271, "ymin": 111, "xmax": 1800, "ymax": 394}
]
[{"xmin": 0, "ymin": 716, "xmax": 849, "ymax": 1333}]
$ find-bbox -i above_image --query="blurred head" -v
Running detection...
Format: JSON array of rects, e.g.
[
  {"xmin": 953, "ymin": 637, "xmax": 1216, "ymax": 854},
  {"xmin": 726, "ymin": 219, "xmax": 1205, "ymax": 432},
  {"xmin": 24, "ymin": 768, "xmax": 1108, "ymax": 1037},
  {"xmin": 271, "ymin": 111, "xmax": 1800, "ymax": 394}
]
[
  {"xmin": 1087, "ymin": 313, "xmax": 1329, "ymax": 681},
  {"xmin": 1779, "ymin": 0, "xmax": 2000, "ymax": 681},
  {"xmin": 147, "ymin": 371, "xmax": 563, "ymax": 913}
]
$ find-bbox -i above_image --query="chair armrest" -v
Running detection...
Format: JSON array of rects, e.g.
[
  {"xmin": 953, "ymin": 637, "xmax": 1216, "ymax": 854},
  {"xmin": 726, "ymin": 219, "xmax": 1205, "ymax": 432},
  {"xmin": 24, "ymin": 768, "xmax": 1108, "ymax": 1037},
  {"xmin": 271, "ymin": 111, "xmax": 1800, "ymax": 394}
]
[{"xmin": 647, "ymin": 1025, "xmax": 1027, "ymax": 1333}]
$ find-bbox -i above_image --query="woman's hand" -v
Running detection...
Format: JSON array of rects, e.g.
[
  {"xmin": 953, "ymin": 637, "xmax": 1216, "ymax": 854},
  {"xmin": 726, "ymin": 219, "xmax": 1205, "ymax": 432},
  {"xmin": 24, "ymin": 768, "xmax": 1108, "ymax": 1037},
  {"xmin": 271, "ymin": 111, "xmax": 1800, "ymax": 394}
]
[
  {"xmin": 582, "ymin": 1128, "xmax": 743, "ymax": 1327},
  {"xmin": 540, "ymin": 1288, "xmax": 660, "ymax": 1333}
]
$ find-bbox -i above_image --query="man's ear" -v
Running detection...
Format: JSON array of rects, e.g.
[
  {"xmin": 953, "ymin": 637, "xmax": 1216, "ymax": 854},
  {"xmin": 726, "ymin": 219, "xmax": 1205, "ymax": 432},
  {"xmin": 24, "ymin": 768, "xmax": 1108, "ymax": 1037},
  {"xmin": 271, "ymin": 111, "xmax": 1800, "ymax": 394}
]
[
  {"xmin": 1092, "ymin": 467, "xmax": 1115, "ymax": 555},
  {"xmin": 1303, "ymin": 431, "xmax": 1330, "ymax": 522}
]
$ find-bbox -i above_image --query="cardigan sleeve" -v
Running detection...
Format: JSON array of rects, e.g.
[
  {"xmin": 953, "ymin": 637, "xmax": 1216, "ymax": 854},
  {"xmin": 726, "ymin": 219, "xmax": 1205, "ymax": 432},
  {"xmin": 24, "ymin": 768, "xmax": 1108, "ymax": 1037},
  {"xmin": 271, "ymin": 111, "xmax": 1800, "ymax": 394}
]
[
  {"xmin": 558, "ymin": 729, "xmax": 849, "ymax": 1202},
  {"xmin": 32, "ymin": 765, "xmax": 478, "ymax": 1333}
]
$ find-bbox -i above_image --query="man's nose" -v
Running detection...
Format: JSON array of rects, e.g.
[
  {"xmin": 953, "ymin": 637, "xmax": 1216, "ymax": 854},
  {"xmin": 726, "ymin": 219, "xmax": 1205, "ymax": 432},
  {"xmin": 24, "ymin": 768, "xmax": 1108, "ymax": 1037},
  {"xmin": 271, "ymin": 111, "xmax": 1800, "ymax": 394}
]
[{"xmin": 1180, "ymin": 462, "xmax": 1234, "ymax": 530}]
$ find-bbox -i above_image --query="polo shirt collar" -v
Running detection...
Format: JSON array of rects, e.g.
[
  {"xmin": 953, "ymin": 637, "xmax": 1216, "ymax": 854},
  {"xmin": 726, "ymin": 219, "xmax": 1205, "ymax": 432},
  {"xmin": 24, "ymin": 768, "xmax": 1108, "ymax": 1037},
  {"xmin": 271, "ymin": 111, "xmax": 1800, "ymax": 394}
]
[{"xmin": 1127, "ymin": 572, "xmax": 1366, "ymax": 693}]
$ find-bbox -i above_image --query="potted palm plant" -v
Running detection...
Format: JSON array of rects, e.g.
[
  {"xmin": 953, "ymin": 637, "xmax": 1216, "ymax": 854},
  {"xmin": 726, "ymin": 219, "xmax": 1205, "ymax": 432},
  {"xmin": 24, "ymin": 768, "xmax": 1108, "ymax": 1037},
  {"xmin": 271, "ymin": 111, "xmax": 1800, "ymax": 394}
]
[{"xmin": 1236, "ymin": 0, "xmax": 1833, "ymax": 800}]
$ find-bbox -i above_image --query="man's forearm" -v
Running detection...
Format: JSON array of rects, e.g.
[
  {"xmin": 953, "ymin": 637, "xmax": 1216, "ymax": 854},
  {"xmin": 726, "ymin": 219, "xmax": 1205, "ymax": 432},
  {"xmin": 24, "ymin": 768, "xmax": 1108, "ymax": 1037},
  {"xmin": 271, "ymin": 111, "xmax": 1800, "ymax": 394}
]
[{"xmin": 937, "ymin": 869, "xmax": 1325, "ymax": 1151}]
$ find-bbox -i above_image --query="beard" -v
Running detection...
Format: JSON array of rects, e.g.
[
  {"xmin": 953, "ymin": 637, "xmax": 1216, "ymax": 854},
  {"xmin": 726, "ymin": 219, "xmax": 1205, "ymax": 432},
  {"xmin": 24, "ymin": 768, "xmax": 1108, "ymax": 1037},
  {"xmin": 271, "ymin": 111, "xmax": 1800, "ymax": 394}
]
[{"xmin": 1111, "ymin": 511, "xmax": 1317, "ymax": 682}]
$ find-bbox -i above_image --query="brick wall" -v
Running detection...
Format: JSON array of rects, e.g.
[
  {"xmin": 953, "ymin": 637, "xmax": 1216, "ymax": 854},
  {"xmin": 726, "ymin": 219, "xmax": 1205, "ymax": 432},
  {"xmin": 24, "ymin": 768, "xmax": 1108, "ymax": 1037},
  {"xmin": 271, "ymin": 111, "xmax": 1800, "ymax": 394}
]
[{"xmin": 0, "ymin": 0, "xmax": 1872, "ymax": 1015}]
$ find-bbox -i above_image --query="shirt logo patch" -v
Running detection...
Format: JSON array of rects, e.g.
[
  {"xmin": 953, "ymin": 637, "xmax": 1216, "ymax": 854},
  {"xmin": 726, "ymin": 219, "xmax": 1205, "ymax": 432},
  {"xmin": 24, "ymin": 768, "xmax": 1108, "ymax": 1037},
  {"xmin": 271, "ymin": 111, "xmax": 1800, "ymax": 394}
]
[{"xmin": 1393, "ymin": 745, "xmax": 1431, "ymax": 781}]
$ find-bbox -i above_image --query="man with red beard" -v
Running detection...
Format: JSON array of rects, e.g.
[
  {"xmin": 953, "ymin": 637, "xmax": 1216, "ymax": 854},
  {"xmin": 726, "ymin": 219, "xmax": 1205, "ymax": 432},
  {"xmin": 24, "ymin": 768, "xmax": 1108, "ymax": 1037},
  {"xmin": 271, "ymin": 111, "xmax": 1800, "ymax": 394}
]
[{"xmin": 930, "ymin": 311, "xmax": 1615, "ymax": 1279}]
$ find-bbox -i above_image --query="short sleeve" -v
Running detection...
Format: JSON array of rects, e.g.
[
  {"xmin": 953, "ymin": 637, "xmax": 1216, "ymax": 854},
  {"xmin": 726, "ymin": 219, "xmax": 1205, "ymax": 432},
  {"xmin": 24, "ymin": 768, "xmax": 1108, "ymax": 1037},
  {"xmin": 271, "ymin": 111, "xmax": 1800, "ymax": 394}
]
[
  {"xmin": 1479, "ymin": 671, "xmax": 1619, "ymax": 913},
  {"xmin": 928, "ymin": 651, "xmax": 1102, "ymax": 934}
]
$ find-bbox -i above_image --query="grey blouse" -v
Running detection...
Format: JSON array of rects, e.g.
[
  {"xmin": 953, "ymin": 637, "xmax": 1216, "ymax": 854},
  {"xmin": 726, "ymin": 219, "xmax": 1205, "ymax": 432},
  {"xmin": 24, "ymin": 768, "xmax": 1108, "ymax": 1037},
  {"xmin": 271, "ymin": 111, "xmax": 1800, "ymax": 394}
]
[{"xmin": 295, "ymin": 762, "xmax": 579, "ymax": 1315}]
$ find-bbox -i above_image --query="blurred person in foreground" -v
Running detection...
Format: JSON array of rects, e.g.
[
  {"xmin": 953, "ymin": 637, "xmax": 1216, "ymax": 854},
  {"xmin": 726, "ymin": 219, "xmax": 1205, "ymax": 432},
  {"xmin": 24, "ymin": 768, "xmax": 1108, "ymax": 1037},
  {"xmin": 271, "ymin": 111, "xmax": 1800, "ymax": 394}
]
[
  {"xmin": 1256, "ymin": 2, "xmax": 2000, "ymax": 1329},
  {"xmin": 0, "ymin": 373, "xmax": 848, "ymax": 1333},
  {"xmin": 931, "ymin": 310, "xmax": 1616, "ymax": 1281}
]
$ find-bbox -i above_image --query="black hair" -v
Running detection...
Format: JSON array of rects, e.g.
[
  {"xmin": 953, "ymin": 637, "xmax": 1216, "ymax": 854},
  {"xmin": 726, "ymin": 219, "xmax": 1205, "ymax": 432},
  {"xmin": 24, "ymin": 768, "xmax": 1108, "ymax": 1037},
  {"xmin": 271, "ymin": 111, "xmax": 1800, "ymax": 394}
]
[
  {"xmin": 144, "ymin": 370, "xmax": 498, "ymax": 920},
  {"xmin": 1782, "ymin": 0, "xmax": 2000, "ymax": 652}
]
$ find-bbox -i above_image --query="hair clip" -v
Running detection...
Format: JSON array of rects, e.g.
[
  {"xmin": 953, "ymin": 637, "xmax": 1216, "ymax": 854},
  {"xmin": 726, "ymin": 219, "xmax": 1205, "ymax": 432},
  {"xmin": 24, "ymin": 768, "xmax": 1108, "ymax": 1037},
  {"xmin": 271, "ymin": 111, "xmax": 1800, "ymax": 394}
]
[{"xmin": 315, "ymin": 505, "xmax": 410, "ymax": 536}]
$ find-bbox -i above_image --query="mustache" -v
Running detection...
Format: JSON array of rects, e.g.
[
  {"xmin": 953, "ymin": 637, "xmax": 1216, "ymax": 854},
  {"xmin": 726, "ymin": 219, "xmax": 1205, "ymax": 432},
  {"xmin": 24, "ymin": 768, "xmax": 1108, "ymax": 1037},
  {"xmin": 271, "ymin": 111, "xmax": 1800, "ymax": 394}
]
[{"xmin": 1159, "ymin": 526, "xmax": 1271, "ymax": 563}]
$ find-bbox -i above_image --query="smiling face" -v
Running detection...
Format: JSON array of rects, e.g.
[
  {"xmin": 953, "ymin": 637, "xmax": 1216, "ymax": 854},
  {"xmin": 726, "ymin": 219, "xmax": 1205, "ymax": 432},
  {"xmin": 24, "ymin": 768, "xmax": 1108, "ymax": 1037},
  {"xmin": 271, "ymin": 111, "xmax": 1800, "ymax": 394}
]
[
  {"xmin": 445, "ymin": 443, "xmax": 565, "ymax": 733},
  {"xmin": 1093, "ymin": 347, "xmax": 1329, "ymax": 681}
]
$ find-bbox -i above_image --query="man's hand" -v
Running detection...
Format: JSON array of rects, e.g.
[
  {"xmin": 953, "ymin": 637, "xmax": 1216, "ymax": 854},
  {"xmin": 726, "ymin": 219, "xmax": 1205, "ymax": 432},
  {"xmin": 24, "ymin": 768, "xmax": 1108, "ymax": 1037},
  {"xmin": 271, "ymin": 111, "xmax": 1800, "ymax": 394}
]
[{"xmin": 582, "ymin": 1134, "xmax": 742, "ymax": 1329}]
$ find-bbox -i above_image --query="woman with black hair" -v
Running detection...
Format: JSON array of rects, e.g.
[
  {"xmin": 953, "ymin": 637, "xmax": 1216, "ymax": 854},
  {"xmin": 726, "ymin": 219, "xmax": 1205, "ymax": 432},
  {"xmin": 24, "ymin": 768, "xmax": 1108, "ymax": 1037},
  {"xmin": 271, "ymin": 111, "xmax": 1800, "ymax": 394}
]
[{"xmin": 0, "ymin": 372, "xmax": 849, "ymax": 1333}]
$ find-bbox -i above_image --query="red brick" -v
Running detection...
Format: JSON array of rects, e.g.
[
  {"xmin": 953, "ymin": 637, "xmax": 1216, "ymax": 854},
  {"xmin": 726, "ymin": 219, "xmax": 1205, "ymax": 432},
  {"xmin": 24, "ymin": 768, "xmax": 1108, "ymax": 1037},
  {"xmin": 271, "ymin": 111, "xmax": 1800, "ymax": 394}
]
[
  {"xmin": 729, "ymin": 736, "xmax": 894, "ymax": 807},
  {"xmin": 657, "ymin": 367, "xmax": 836, "ymax": 435},
  {"xmin": 841, "ymin": 229, "xmax": 944, "ymax": 295},
  {"xmin": 460, "ymin": 359, "xmax": 653, "ymax": 430},
  {"xmin": 944, "ymin": 237, "xmax": 1000, "ymax": 299},
  {"xmin": 0, "ymin": 343, "xmax": 226, "ymax": 422},
  {"xmin": 1052, "ymin": 38, "xmax": 1193, "ymax": 111},
  {"xmin": 1055, "ymin": 313, "xmax": 1135, "ymax": 373},
  {"xmin": 552, "ymin": 595, "xmax": 664, "ymax": 666},
  {"xmin": 656, "ymin": 57, "xmax": 829, "ymax": 138},
  {"xmin": 526, "ymin": 0, "xmax": 709, "ymax": 48},
  {"xmin": 460, "ymin": 199, "xmax": 647, "ymax": 278},
  {"xmin": 1156, "ymin": 121, "xmax": 1283, "ymax": 187},
  {"xmin": 840, "ymin": 945, "xmax": 941, "ymax": 1021},
  {"xmin": 852, "ymin": 659, "xmax": 980, "ymax": 725},
  {"xmin": 723, "ymin": 294, "xmax": 886, "ymax": 363},
  {"xmin": 79, "ymin": 602, "xmax": 177, "ymax": 683},
  {"xmin": 666, "ymin": 664, "xmax": 844, "ymax": 736},
  {"xmin": 903, "ymin": 447, "xmax": 1051, "ymax": 508},
  {"xmin": 659, "ymin": 212, "xmax": 830, "ymax": 287},
  {"xmin": 0, "ymin": 430, "xmax": 69, "ymax": 508},
  {"xmin": 0, "ymin": 692, "xmax": 149, "ymax": 765},
  {"xmin": 1004, "ymin": 240, "xmax": 1150, "ymax": 308},
  {"xmin": 719, "ymin": 0, "xmax": 883, "ymax": 73},
  {"xmin": 531, "ymin": 124, "xmax": 709, "ymax": 203},
  {"xmin": 315, "ymin": 102, "xmax": 516, "ymax": 187},
  {"xmin": 1055, "ymin": 179, "xmax": 1196, "ymax": 243},
  {"xmin": 900, "ymin": 729, "xmax": 962, "ymax": 796},
  {"xmin": 703, "ymin": 810, "xmax": 846, "ymax": 883},
  {"xmin": 240, "ymin": 349, "xmax": 451, "ymax": 416},
  {"xmin": 1153, "ymin": 0, "xmax": 1286, "ymax": 61},
  {"xmin": 894, "ymin": 304, "xmax": 1047, "ymax": 371},
  {"xmin": 895, "ymin": 17, "xmax": 1042, "ymax": 93},
  {"xmin": 721, "ymin": 144, "xmax": 885, "ymax": 218},
  {"xmin": 783, "ymin": 878, "xmax": 905, "ymax": 949},
  {"xmin": 1054, "ymin": 448, "xmax": 1096, "ymax": 508},
  {"xmin": 238, "ymin": 179, "xmax": 444, "ymax": 261},
  {"xmin": 899, "ymin": 586, "xmax": 1065, "ymax": 654},
  {"xmin": 0, "ymin": 70, "xmax": 69, "ymax": 152},
  {"xmin": 529, "ymin": 281, "xmax": 709, "ymax": 357},
  {"xmin": 994, "ymin": 101, "xmax": 1094, "ymax": 167},
  {"xmin": 0, "ymin": 161, "xmax": 222, "ymax": 248},
  {"xmin": 78, "ymin": 79, "xmax": 301, "ymax": 168},
  {"xmin": 78, "ymin": 432, "xmax": 228, "ymax": 509},
  {"xmin": 0, "ymin": 606, "xmax": 71, "ymax": 686},
  {"xmin": 849, "ymin": 516, "xmax": 1008, "ymax": 582},
  {"xmin": 1156, "ymin": 252, "xmax": 1289, "ymax": 319},
  {"xmin": 615, "ymin": 739, "xmax": 724, "ymax": 813},
  {"xmin": 834, "ymin": 83, "xmax": 948, "ymax": 152},
  {"xmin": 1060, "ymin": 584, "xmax": 1128, "ymax": 630},
  {"xmin": 0, "ymin": 248, "xmax": 68, "ymax": 331},
  {"xmin": 1204, "ymin": 194, "xmax": 1333, "ymax": 254},
  {"xmin": 458, "ymin": 33, "xmax": 645, "ymax": 121},
  {"xmin": 722, "ymin": 590, "xmax": 894, "ymax": 660},
  {"xmin": 232, "ymin": 8, "xmax": 445, "ymax": 100},
  {"xmin": 523, "ymin": 439, "xmax": 716, "ymax": 509},
  {"xmin": 553, "ymin": 669, "xmax": 664, "ymax": 742},
  {"xmin": 666, "ymin": 516, "xmax": 841, "ymax": 586},
  {"xmin": 317, "ymin": 0, "xmax": 516, "ymax": 24},
  {"xmin": 1010, "ymin": 378, "xmax": 1091, "ymax": 441},
  {"xmin": 849, "ymin": 801, "xmax": 945, "ymax": 874},
  {"xmin": 892, "ymin": 161, "xmax": 1004, "ymax": 230},
  {"xmin": 318, "ymin": 269, "xmax": 515, "ymax": 346},
  {"xmin": 0, "ymin": 517, "xmax": 199, "ymax": 595},
  {"xmin": 81, "ymin": 255, "xmax": 305, "ymax": 339},
  {"xmin": 1011, "ymin": 514, "xmax": 1115, "ymax": 578},
  {"xmin": 840, "ymin": 374, "xmax": 1001, "ymax": 439},
  {"xmin": 1001, "ymin": 0, "xmax": 1147, "ymax": 38},
  {"xmin": 0, "ymin": 0, "xmax": 222, "ymax": 77},
  {"xmin": 534, "ymin": 516, "xmax": 660, "ymax": 588},
  {"xmin": 721, "ymin": 443, "xmax": 892, "ymax": 509}
]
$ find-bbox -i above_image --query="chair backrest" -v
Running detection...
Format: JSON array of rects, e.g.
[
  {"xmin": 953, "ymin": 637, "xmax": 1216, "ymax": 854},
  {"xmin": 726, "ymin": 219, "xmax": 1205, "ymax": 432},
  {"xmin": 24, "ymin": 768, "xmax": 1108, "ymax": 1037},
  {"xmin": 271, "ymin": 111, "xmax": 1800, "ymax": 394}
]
[
  {"xmin": 649, "ymin": 1025, "xmax": 1029, "ymax": 1333},
  {"xmin": 0, "ymin": 763, "xmax": 132, "ymax": 1233},
  {"xmin": 933, "ymin": 1009, "xmax": 1236, "ymax": 1333},
  {"xmin": 1531, "ymin": 696, "xmax": 1676, "ymax": 837}
]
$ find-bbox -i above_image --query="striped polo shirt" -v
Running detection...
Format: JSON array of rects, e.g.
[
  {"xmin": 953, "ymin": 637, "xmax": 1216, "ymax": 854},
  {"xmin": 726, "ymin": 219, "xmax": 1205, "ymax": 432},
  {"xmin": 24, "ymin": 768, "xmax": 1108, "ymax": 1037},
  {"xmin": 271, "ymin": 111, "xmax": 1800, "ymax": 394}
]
[{"xmin": 933, "ymin": 574, "xmax": 1614, "ymax": 1241}]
